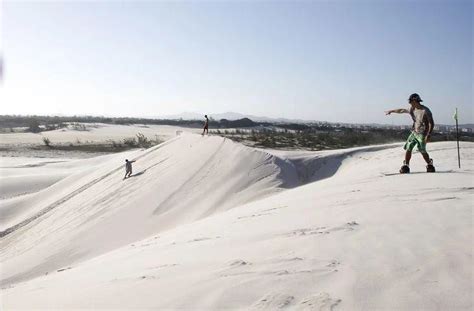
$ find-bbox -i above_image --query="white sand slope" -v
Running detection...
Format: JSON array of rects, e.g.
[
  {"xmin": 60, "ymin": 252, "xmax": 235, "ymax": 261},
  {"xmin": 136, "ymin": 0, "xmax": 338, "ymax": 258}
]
[
  {"xmin": 1, "ymin": 134, "xmax": 472, "ymax": 310},
  {"xmin": 0, "ymin": 134, "xmax": 302, "ymax": 285}
]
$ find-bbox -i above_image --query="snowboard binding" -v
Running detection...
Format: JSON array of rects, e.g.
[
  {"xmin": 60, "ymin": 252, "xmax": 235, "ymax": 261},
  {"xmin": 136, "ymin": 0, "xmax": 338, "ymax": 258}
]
[
  {"xmin": 400, "ymin": 161, "xmax": 410, "ymax": 174},
  {"xmin": 426, "ymin": 159, "xmax": 435, "ymax": 173}
]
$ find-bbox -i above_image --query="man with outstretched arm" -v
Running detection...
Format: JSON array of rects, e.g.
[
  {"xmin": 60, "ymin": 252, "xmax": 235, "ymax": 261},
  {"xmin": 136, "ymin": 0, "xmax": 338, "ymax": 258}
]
[
  {"xmin": 124, "ymin": 159, "xmax": 136, "ymax": 179},
  {"xmin": 385, "ymin": 93, "xmax": 435, "ymax": 173}
]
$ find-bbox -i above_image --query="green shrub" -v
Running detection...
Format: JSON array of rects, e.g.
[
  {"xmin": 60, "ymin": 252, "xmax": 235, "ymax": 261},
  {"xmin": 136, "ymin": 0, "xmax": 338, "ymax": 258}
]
[
  {"xmin": 123, "ymin": 137, "xmax": 137, "ymax": 147},
  {"xmin": 136, "ymin": 133, "xmax": 151, "ymax": 148},
  {"xmin": 42, "ymin": 137, "xmax": 51, "ymax": 147}
]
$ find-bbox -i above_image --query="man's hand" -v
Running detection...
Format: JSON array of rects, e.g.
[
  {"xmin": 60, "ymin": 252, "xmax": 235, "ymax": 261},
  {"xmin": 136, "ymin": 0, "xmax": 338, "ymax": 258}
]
[
  {"xmin": 424, "ymin": 135, "xmax": 431, "ymax": 144},
  {"xmin": 385, "ymin": 110, "xmax": 393, "ymax": 115}
]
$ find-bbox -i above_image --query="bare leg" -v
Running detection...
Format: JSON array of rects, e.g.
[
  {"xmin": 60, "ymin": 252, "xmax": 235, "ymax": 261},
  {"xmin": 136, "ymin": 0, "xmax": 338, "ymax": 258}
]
[
  {"xmin": 421, "ymin": 152, "xmax": 431, "ymax": 164},
  {"xmin": 405, "ymin": 150, "xmax": 412, "ymax": 165}
]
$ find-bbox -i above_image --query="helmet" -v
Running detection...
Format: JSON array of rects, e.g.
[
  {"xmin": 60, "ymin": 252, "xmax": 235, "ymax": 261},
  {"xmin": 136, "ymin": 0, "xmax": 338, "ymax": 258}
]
[{"xmin": 408, "ymin": 93, "xmax": 423, "ymax": 102}]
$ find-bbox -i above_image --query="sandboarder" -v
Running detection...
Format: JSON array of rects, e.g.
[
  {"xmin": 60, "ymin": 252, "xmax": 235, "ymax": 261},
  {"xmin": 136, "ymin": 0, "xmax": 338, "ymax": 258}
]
[
  {"xmin": 124, "ymin": 159, "xmax": 136, "ymax": 179},
  {"xmin": 202, "ymin": 115, "xmax": 209, "ymax": 136},
  {"xmin": 385, "ymin": 93, "xmax": 435, "ymax": 173}
]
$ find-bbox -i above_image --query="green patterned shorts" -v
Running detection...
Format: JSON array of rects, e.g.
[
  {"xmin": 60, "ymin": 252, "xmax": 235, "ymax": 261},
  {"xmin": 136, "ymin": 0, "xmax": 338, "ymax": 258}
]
[{"xmin": 404, "ymin": 132, "xmax": 427, "ymax": 153}]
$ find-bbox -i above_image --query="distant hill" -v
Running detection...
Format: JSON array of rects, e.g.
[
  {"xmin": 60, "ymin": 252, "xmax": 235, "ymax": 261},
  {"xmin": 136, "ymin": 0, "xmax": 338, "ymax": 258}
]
[{"xmin": 155, "ymin": 112, "xmax": 312, "ymax": 124}]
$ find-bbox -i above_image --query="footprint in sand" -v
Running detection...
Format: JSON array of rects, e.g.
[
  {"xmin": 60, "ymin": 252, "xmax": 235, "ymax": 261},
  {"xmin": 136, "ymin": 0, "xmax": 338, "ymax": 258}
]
[
  {"xmin": 186, "ymin": 236, "xmax": 221, "ymax": 243},
  {"xmin": 284, "ymin": 257, "xmax": 304, "ymax": 262},
  {"xmin": 428, "ymin": 196, "xmax": 458, "ymax": 202},
  {"xmin": 218, "ymin": 260, "xmax": 253, "ymax": 277},
  {"xmin": 111, "ymin": 274, "xmax": 159, "ymax": 283},
  {"xmin": 250, "ymin": 293, "xmax": 295, "ymax": 309},
  {"xmin": 229, "ymin": 259, "xmax": 251, "ymax": 267},
  {"xmin": 287, "ymin": 222, "xmax": 359, "ymax": 237},
  {"xmin": 286, "ymin": 227, "xmax": 328, "ymax": 237},
  {"xmin": 261, "ymin": 206, "xmax": 288, "ymax": 212},
  {"xmin": 169, "ymin": 236, "xmax": 221, "ymax": 246},
  {"xmin": 220, "ymin": 257, "xmax": 337, "ymax": 278},
  {"xmin": 57, "ymin": 267, "xmax": 72, "ymax": 273},
  {"xmin": 326, "ymin": 260, "xmax": 340, "ymax": 268},
  {"xmin": 298, "ymin": 292, "xmax": 341, "ymax": 310},
  {"xmin": 139, "ymin": 238, "xmax": 161, "ymax": 247},
  {"xmin": 139, "ymin": 275, "xmax": 158, "ymax": 280},
  {"xmin": 292, "ymin": 221, "xmax": 359, "ymax": 236},
  {"xmin": 237, "ymin": 213, "xmax": 273, "ymax": 220},
  {"xmin": 326, "ymin": 221, "xmax": 359, "ymax": 232}
]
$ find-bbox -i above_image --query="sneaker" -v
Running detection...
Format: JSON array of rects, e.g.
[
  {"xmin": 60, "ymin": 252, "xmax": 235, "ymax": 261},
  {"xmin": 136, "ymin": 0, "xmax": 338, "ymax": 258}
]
[
  {"xmin": 400, "ymin": 161, "xmax": 410, "ymax": 174},
  {"xmin": 426, "ymin": 159, "xmax": 435, "ymax": 173}
]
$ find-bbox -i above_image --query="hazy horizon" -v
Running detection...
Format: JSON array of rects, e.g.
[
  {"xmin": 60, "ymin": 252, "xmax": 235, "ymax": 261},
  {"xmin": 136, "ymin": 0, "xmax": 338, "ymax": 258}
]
[
  {"xmin": 0, "ymin": 1, "xmax": 472, "ymax": 125},
  {"xmin": 2, "ymin": 110, "xmax": 473, "ymax": 127}
]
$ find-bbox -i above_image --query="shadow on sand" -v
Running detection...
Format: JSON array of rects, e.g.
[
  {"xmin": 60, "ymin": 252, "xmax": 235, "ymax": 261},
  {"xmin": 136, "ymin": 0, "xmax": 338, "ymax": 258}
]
[
  {"xmin": 382, "ymin": 170, "xmax": 455, "ymax": 176},
  {"xmin": 126, "ymin": 170, "xmax": 147, "ymax": 179}
]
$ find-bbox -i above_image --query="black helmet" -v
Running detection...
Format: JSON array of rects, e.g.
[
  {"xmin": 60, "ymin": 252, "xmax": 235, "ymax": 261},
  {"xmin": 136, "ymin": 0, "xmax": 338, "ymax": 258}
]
[{"xmin": 408, "ymin": 93, "xmax": 423, "ymax": 102}]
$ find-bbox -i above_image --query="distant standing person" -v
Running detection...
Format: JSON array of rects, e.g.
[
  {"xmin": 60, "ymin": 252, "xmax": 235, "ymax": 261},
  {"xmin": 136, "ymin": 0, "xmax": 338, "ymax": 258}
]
[
  {"xmin": 202, "ymin": 115, "xmax": 209, "ymax": 136},
  {"xmin": 385, "ymin": 93, "xmax": 435, "ymax": 173},
  {"xmin": 124, "ymin": 159, "xmax": 136, "ymax": 179}
]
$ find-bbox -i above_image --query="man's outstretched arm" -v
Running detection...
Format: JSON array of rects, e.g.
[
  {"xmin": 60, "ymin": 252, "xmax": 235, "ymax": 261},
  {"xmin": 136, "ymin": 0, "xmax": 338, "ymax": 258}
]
[{"xmin": 385, "ymin": 108, "xmax": 409, "ymax": 115}]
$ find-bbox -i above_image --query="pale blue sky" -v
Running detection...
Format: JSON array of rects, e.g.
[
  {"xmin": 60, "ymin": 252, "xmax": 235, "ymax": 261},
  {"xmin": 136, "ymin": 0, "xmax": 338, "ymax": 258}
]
[{"xmin": 0, "ymin": 0, "xmax": 472, "ymax": 124}]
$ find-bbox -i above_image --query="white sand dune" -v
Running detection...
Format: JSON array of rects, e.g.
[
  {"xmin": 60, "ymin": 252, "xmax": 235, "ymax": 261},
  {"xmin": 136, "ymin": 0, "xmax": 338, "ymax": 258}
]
[
  {"xmin": 1, "ymin": 133, "xmax": 472, "ymax": 310},
  {"xmin": 0, "ymin": 123, "xmax": 199, "ymax": 146}
]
